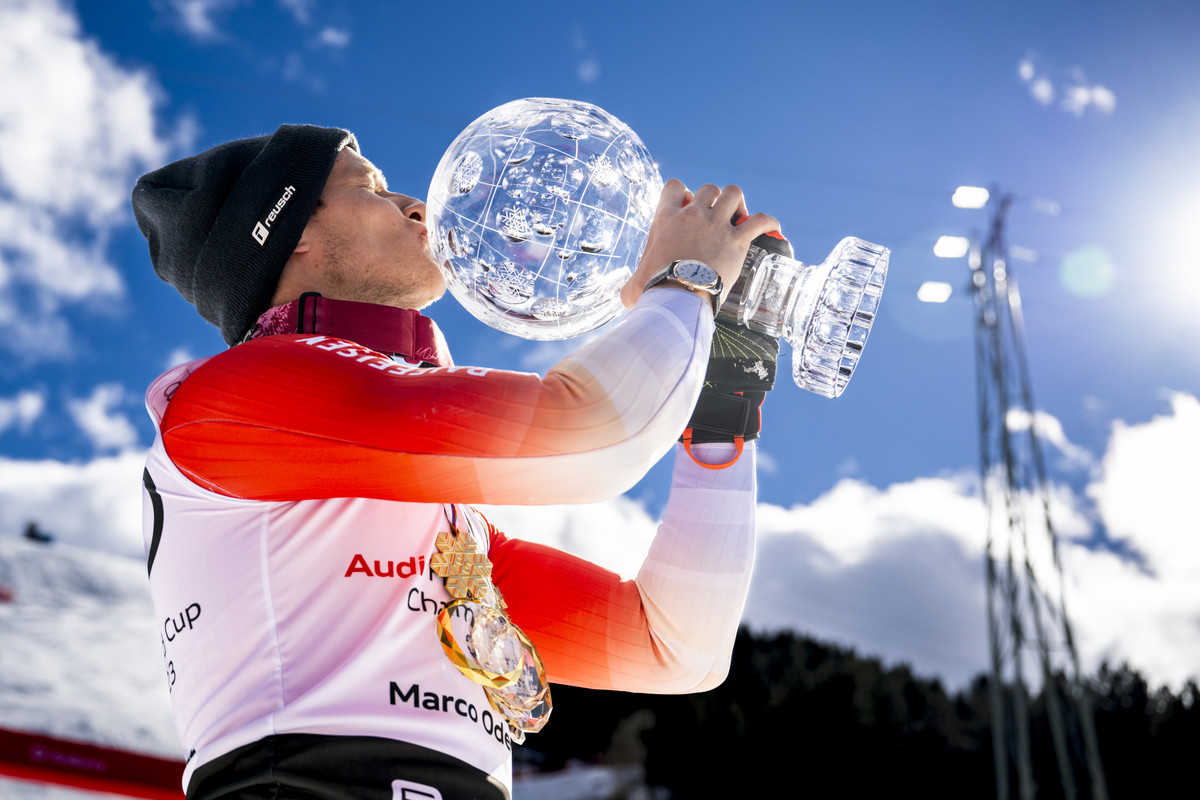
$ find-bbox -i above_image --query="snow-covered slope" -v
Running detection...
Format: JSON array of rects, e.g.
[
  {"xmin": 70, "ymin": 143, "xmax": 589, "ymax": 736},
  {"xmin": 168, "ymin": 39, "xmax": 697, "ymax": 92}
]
[{"xmin": 0, "ymin": 533, "xmax": 181, "ymax": 797}]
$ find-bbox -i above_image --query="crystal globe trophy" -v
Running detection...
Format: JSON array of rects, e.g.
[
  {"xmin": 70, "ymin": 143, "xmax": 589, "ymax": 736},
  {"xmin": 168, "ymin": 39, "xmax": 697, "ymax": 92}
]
[
  {"xmin": 427, "ymin": 97, "xmax": 661, "ymax": 340},
  {"xmin": 426, "ymin": 97, "xmax": 889, "ymax": 397}
]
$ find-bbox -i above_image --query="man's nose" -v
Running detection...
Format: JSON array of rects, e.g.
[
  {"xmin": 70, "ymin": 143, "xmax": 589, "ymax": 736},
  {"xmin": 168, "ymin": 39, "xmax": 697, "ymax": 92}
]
[{"xmin": 397, "ymin": 196, "xmax": 425, "ymax": 223}]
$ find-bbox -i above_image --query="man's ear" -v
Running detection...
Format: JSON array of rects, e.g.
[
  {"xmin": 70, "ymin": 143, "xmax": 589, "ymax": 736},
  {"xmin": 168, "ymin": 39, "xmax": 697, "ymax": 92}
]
[
  {"xmin": 272, "ymin": 242, "xmax": 311, "ymax": 307},
  {"xmin": 291, "ymin": 214, "xmax": 317, "ymax": 255}
]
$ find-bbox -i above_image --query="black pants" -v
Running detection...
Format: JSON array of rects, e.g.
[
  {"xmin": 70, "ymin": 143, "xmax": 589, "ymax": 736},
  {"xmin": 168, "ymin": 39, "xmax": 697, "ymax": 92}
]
[{"xmin": 186, "ymin": 734, "xmax": 508, "ymax": 800}]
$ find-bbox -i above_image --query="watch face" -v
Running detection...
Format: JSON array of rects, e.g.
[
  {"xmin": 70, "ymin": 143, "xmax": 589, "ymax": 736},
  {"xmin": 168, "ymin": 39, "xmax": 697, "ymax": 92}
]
[{"xmin": 674, "ymin": 260, "xmax": 717, "ymax": 287}]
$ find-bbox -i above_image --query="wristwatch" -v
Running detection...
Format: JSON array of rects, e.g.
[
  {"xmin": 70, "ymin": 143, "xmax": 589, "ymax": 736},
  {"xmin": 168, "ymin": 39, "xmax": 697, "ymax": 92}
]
[{"xmin": 643, "ymin": 259, "xmax": 723, "ymax": 312}]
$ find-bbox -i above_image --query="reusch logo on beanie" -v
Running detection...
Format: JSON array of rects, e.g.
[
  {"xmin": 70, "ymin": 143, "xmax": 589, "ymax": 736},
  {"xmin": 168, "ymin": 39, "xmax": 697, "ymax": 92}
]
[{"xmin": 252, "ymin": 184, "xmax": 298, "ymax": 245}]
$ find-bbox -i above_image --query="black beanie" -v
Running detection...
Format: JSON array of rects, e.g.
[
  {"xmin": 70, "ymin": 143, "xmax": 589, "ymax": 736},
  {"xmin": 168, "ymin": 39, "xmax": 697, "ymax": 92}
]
[{"xmin": 132, "ymin": 124, "xmax": 359, "ymax": 345}]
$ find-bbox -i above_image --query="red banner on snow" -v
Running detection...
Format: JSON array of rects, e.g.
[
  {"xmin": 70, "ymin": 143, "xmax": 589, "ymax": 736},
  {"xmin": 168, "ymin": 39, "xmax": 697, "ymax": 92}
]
[{"xmin": 0, "ymin": 726, "xmax": 184, "ymax": 798}]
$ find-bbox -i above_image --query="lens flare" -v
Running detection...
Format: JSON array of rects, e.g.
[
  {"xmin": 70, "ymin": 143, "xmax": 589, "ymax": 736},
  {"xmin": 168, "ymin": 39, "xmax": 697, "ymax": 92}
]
[{"xmin": 1059, "ymin": 246, "xmax": 1115, "ymax": 298}]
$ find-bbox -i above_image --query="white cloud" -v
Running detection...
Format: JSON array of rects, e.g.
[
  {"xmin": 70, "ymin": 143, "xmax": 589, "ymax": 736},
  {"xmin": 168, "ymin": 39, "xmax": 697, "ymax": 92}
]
[
  {"xmin": 1091, "ymin": 85, "xmax": 1117, "ymax": 114},
  {"xmin": 1006, "ymin": 407, "xmax": 1095, "ymax": 470},
  {"xmin": 0, "ymin": 389, "xmax": 45, "ymax": 434},
  {"xmin": 1063, "ymin": 542, "xmax": 1199, "ymax": 693},
  {"xmin": 0, "ymin": 450, "xmax": 148, "ymax": 557},
  {"xmin": 0, "ymin": 0, "xmax": 186, "ymax": 360},
  {"xmin": 756, "ymin": 447, "xmax": 780, "ymax": 476},
  {"xmin": 746, "ymin": 474, "xmax": 996, "ymax": 687},
  {"xmin": 578, "ymin": 57, "xmax": 601, "ymax": 85},
  {"xmin": 0, "ymin": 203, "xmax": 124, "ymax": 296},
  {"xmin": 1030, "ymin": 76, "xmax": 1055, "ymax": 105},
  {"xmin": 152, "ymin": 0, "xmax": 241, "ymax": 41},
  {"xmin": 317, "ymin": 26, "xmax": 351, "ymax": 49},
  {"xmin": 1088, "ymin": 391, "xmax": 1199, "ymax": 576},
  {"xmin": 165, "ymin": 345, "xmax": 197, "ymax": 369},
  {"xmin": 480, "ymin": 495, "xmax": 659, "ymax": 581},
  {"xmin": 68, "ymin": 383, "xmax": 141, "ymax": 452},
  {"xmin": 281, "ymin": 51, "xmax": 307, "ymax": 83},
  {"xmin": 768, "ymin": 474, "xmax": 985, "ymax": 565},
  {"xmin": 572, "ymin": 24, "xmax": 601, "ymax": 85},
  {"xmin": 1062, "ymin": 393, "xmax": 1200, "ymax": 688},
  {"xmin": 278, "ymin": 0, "xmax": 313, "ymax": 25},
  {"xmin": 1018, "ymin": 52, "xmax": 1115, "ymax": 116}
]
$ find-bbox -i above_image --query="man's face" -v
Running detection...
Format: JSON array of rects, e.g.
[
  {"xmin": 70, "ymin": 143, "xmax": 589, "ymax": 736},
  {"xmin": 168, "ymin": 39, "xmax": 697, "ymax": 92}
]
[{"xmin": 294, "ymin": 147, "xmax": 446, "ymax": 310}]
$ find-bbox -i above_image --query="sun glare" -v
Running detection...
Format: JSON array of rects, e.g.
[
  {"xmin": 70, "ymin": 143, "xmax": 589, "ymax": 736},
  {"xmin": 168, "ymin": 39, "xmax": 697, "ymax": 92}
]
[{"xmin": 1165, "ymin": 195, "xmax": 1200, "ymax": 296}]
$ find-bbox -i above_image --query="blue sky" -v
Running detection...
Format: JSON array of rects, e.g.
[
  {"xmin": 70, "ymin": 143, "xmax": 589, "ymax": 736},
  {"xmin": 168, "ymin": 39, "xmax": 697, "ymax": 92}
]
[{"xmin": 1, "ymin": 0, "xmax": 1198, "ymax": 696}]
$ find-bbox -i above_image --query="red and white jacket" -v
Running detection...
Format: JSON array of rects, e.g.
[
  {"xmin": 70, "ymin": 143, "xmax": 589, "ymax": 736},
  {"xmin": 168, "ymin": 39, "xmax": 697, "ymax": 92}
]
[{"xmin": 142, "ymin": 290, "xmax": 758, "ymax": 795}]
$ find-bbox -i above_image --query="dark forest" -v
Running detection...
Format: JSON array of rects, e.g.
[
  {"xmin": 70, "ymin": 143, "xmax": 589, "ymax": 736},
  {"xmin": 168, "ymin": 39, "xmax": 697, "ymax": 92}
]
[{"xmin": 518, "ymin": 627, "xmax": 1199, "ymax": 798}]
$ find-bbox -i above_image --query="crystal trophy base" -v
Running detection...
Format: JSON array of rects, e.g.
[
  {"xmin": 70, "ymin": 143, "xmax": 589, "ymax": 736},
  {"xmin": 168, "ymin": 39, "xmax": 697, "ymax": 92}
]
[{"xmin": 732, "ymin": 237, "xmax": 889, "ymax": 398}]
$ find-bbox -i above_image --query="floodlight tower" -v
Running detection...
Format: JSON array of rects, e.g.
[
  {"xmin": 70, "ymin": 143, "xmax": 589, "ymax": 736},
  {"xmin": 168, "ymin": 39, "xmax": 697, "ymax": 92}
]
[{"xmin": 963, "ymin": 187, "xmax": 1107, "ymax": 800}]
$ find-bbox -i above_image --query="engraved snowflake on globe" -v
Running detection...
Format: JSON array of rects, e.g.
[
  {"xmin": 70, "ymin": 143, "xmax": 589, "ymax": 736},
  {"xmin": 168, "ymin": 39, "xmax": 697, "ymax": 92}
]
[{"xmin": 427, "ymin": 98, "xmax": 663, "ymax": 340}]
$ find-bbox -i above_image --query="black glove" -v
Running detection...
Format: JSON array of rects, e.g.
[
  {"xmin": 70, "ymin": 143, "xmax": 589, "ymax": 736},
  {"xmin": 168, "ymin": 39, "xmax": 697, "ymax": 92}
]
[
  {"xmin": 682, "ymin": 318, "xmax": 779, "ymax": 445},
  {"xmin": 681, "ymin": 230, "xmax": 789, "ymax": 449}
]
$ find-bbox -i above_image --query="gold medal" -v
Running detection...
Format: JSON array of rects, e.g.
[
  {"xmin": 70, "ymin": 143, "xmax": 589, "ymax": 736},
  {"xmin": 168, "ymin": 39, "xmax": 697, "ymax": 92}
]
[
  {"xmin": 432, "ymin": 506, "xmax": 552, "ymax": 738},
  {"xmin": 430, "ymin": 530, "xmax": 497, "ymax": 604}
]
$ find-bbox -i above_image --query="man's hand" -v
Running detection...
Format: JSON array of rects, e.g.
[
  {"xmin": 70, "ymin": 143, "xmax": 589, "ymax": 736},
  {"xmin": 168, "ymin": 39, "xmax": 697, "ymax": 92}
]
[{"xmin": 621, "ymin": 180, "xmax": 780, "ymax": 309}]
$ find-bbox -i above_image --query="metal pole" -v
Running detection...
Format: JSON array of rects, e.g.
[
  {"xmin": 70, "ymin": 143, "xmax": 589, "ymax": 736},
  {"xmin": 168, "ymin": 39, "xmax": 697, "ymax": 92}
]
[{"xmin": 969, "ymin": 189, "xmax": 1106, "ymax": 797}]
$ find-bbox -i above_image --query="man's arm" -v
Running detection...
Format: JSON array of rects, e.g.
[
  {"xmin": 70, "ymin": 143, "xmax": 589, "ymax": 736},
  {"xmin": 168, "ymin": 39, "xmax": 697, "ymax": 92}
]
[
  {"xmin": 158, "ymin": 289, "xmax": 712, "ymax": 505},
  {"xmin": 488, "ymin": 441, "xmax": 756, "ymax": 693}
]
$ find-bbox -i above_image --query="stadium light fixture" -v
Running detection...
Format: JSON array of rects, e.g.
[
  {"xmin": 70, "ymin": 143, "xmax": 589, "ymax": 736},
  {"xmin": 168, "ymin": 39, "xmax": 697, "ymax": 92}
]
[
  {"xmin": 917, "ymin": 281, "xmax": 953, "ymax": 303},
  {"xmin": 952, "ymin": 186, "xmax": 990, "ymax": 209},
  {"xmin": 933, "ymin": 235, "xmax": 971, "ymax": 258}
]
